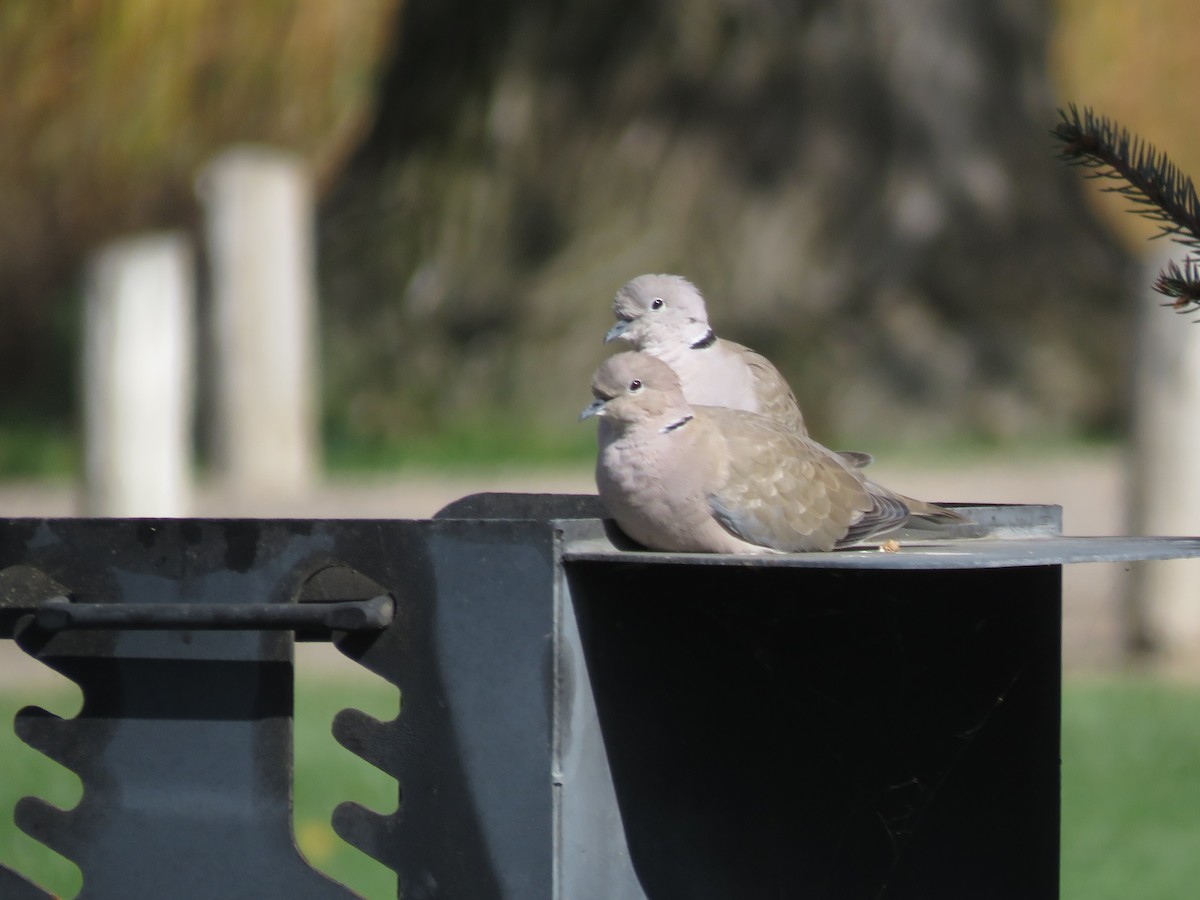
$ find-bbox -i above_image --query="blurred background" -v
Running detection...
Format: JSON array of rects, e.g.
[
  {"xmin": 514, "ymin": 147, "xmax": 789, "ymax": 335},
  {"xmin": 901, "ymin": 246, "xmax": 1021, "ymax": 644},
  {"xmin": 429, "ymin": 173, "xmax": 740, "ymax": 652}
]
[{"xmin": 4, "ymin": 1, "xmax": 1200, "ymax": 897}]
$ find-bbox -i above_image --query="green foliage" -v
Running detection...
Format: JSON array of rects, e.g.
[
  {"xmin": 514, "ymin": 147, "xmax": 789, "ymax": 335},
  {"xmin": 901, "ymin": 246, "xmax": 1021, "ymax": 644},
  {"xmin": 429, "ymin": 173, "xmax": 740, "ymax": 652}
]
[
  {"xmin": 323, "ymin": 416, "xmax": 596, "ymax": 472},
  {"xmin": 1054, "ymin": 104, "xmax": 1200, "ymax": 312},
  {"xmin": 0, "ymin": 0, "xmax": 401, "ymax": 416},
  {"xmin": 0, "ymin": 422, "xmax": 77, "ymax": 479}
]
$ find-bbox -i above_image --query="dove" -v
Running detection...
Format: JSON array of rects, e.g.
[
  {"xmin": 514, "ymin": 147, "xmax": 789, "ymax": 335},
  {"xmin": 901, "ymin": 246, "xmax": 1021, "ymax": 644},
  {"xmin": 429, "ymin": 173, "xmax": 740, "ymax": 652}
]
[
  {"xmin": 579, "ymin": 352, "xmax": 964, "ymax": 554},
  {"xmin": 606, "ymin": 273, "xmax": 808, "ymax": 435}
]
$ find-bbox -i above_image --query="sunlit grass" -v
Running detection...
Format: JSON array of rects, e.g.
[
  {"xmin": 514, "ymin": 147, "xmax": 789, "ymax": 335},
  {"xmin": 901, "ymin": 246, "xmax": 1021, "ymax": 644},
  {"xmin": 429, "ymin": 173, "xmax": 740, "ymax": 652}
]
[
  {"xmin": 0, "ymin": 668, "xmax": 83, "ymax": 899},
  {"xmin": 322, "ymin": 417, "xmax": 596, "ymax": 473},
  {"xmin": 0, "ymin": 656, "xmax": 399, "ymax": 900},
  {"xmin": 835, "ymin": 430, "xmax": 1121, "ymax": 470},
  {"xmin": 292, "ymin": 645, "xmax": 399, "ymax": 900},
  {"xmin": 0, "ymin": 403, "xmax": 1120, "ymax": 481},
  {"xmin": 1060, "ymin": 677, "xmax": 1200, "ymax": 900}
]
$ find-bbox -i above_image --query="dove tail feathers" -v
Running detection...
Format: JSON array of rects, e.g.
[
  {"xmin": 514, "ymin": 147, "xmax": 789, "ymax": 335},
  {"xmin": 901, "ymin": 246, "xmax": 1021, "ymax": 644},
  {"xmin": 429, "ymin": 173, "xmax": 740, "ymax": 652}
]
[{"xmin": 901, "ymin": 496, "xmax": 970, "ymax": 524}]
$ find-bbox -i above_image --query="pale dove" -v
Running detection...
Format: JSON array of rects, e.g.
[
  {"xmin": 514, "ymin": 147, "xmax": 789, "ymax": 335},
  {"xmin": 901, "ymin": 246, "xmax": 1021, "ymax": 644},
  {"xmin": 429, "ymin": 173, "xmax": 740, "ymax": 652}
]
[
  {"xmin": 580, "ymin": 352, "xmax": 964, "ymax": 554},
  {"xmin": 606, "ymin": 273, "xmax": 808, "ymax": 435}
]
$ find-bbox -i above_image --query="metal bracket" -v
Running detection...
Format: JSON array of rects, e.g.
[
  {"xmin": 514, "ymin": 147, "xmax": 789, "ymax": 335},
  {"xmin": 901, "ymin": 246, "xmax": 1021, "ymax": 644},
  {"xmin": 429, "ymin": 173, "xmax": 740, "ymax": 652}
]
[{"xmin": 32, "ymin": 594, "xmax": 394, "ymax": 632}]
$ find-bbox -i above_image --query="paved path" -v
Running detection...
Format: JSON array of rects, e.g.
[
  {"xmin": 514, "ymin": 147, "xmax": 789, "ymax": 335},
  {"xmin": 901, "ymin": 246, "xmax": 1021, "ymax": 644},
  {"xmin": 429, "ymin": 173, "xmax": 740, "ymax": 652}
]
[{"xmin": 0, "ymin": 450, "xmax": 1168, "ymax": 683}]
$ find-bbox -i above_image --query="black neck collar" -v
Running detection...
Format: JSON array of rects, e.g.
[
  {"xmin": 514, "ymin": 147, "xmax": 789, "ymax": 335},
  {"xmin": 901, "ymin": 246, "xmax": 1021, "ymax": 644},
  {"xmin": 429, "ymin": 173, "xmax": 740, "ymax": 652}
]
[
  {"xmin": 661, "ymin": 415, "xmax": 694, "ymax": 434},
  {"xmin": 689, "ymin": 329, "xmax": 717, "ymax": 350}
]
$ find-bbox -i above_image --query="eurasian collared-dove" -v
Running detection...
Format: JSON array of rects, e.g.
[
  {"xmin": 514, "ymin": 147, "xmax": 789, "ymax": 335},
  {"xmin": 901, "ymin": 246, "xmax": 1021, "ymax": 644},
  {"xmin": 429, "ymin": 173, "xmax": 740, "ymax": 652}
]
[
  {"xmin": 605, "ymin": 273, "xmax": 808, "ymax": 435},
  {"xmin": 580, "ymin": 352, "xmax": 964, "ymax": 554}
]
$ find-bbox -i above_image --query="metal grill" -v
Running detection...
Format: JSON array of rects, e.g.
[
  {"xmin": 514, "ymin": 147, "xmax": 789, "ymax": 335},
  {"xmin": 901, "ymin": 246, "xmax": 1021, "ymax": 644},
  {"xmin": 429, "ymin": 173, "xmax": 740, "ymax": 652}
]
[{"xmin": 2, "ymin": 496, "xmax": 1199, "ymax": 899}]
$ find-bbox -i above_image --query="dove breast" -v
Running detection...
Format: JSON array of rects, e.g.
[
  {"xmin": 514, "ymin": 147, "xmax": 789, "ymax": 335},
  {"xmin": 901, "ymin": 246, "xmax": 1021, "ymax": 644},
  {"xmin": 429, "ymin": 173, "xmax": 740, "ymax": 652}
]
[
  {"xmin": 607, "ymin": 274, "xmax": 807, "ymax": 435},
  {"xmin": 584, "ymin": 352, "xmax": 910, "ymax": 554},
  {"xmin": 678, "ymin": 340, "xmax": 807, "ymax": 435},
  {"xmin": 594, "ymin": 412, "xmax": 765, "ymax": 554}
]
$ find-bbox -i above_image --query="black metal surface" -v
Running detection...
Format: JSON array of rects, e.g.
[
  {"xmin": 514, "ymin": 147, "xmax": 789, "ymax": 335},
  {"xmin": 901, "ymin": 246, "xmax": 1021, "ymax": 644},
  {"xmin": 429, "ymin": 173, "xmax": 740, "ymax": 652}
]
[
  {"xmin": 33, "ymin": 594, "xmax": 393, "ymax": 632},
  {"xmin": 433, "ymin": 490, "xmax": 606, "ymax": 521},
  {"xmin": 560, "ymin": 518, "xmax": 1200, "ymax": 569},
  {"xmin": 328, "ymin": 517, "xmax": 557, "ymax": 900},
  {"xmin": 0, "ymin": 519, "xmax": 364, "ymax": 899},
  {"xmin": 565, "ymin": 561, "xmax": 1061, "ymax": 900},
  {"xmin": 1, "ymin": 495, "xmax": 1199, "ymax": 898},
  {"xmin": 0, "ymin": 515, "xmax": 557, "ymax": 899}
]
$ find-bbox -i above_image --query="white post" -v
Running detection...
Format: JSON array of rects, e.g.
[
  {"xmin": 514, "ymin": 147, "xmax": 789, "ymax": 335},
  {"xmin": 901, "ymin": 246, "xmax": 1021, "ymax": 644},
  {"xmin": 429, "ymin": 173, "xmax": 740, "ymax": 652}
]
[
  {"xmin": 199, "ymin": 146, "xmax": 319, "ymax": 497},
  {"xmin": 1127, "ymin": 244, "xmax": 1200, "ymax": 664},
  {"xmin": 83, "ymin": 233, "xmax": 195, "ymax": 516}
]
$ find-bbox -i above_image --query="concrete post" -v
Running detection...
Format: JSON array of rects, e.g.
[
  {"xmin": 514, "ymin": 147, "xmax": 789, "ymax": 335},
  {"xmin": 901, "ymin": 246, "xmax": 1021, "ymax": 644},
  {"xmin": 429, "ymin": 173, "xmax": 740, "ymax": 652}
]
[
  {"xmin": 1127, "ymin": 244, "xmax": 1200, "ymax": 665},
  {"xmin": 199, "ymin": 146, "xmax": 319, "ymax": 496},
  {"xmin": 83, "ymin": 233, "xmax": 194, "ymax": 516}
]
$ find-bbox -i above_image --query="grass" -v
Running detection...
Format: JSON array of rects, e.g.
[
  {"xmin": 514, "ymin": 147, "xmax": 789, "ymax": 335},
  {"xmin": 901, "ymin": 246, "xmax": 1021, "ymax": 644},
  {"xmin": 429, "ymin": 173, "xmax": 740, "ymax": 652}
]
[
  {"xmin": 838, "ymin": 429, "xmax": 1122, "ymax": 471},
  {"xmin": 0, "ymin": 650, "xmax": 398, "ymax": 899},
  {"xmin": 0, "ymin": 418, "xmax": 1117, "ymax": 484},
  {"xmin": 4, "ymin": 670, "xmax": 1200, "ymax": 898},
  {"xmin": 0, "ymin": 418, "xmax": 598, "ymax": 482},
  {"xmin": 0, "ymin": 422, "xmax": 77, "ymax": 479},
  {"xmin": 1060, "ymin": 678, "xmax": 1200, "ymax": 900},
  {"xmin": 322, "ymin": 417, "xmax": 596, "ymax": 473}
]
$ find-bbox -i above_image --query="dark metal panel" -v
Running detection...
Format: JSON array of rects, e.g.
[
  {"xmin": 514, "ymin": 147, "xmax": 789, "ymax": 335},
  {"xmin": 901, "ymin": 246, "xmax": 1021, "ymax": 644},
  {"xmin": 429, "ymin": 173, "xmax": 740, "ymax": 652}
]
[
  {"xmin": 565, "ymin": 561, "xmax": 1063, "ymax": 900},
  {"xmin": 434, "ymin": 492, "xmax": 606, "ymax": 521},
  {"xmin": 4, "ymin": 499, "xmax": 1186, "ymax": 900},
  {"xmin": 328, "ymin": 518, "xmax": 558, "ymax": 900},
  {"xmin": 32, "ymin": 594, "xmax": 392, "ymax": 631},
  {"xmin": 559, "ymin": 518, "xmax": 1200, "ymax": 569},
  {"xmin": 0, "ymin": 517, "xmax": 564, "ymax": 900},
  {"xmin": 1, "ymin": 519, "xmax": 360, "ymax": 899},
  {"xmin": 0, "ymin": 864, "xmax": 54, "ymax": 899}
]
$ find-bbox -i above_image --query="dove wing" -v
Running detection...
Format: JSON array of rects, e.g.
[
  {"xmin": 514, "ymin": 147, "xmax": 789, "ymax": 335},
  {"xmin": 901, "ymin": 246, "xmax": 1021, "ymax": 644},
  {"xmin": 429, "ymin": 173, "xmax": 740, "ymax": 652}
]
[
  {"xmin": 729, "ymin": 342, "xmax": 808, "ymax": 435},
  {"xmin": 702, "ymin": 409, "xmax": 904, "ymax": 552}
]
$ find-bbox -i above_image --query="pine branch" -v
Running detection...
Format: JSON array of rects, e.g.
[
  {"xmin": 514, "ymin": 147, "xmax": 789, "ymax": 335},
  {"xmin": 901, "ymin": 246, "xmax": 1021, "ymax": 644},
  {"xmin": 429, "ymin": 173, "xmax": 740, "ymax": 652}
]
[
  {"xmin": 1053, "ymin": 104, "xmax": 1200, "ymax": 249},
  {"xmin": 1053, "ymin": 104, "xmax": 1200, "ymax": 311},
  {"xmin": 1153, "ymin": 259, "xmax": 1200, "ymax": 314}
]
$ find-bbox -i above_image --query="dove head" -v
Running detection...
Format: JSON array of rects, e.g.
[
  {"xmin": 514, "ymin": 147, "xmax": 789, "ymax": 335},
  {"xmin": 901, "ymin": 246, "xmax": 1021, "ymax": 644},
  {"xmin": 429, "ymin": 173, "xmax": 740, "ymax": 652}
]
[
  {"xmin": 580, "ymin": 352, "xmax": 692, "ymax": 430},
  {"xmin": 606, "ymin": 274, "xmax": 713, "ymax": 355}
]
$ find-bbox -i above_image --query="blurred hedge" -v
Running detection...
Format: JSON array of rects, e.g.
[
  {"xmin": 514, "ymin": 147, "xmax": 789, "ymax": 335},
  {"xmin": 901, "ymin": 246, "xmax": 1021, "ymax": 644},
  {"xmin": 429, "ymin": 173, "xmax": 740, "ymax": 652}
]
[
  {"xmin": 3, "ymin": 1, "xmax": 1193, "ymax": 460},
  {"xmin": 318, "ymin": 0, "xmax": 1134, "ymax": 451},
  {"xmin": 0, "ymin": 0, "xmax": 400, "ymax": 418}
]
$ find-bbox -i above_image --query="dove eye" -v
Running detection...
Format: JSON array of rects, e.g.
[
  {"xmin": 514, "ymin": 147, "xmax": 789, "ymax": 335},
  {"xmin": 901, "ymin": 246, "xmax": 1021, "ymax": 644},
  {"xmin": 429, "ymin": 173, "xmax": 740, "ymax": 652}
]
[
  {"xmin": 629, "ymin": 379, "xmax": 643, "ymax": 392},
  {"xmin": 650, "ymin": 297, "xmax": 664, "ymax": 310}
]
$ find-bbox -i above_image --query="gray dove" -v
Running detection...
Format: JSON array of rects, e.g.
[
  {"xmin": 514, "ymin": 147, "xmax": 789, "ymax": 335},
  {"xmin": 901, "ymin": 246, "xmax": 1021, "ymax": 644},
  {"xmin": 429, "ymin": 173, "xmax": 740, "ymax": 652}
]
[
  {"xmin": 580, "ymin": 352, "xmax": 964, "ymax": 554},
  {"xmin": 606, "ymin": 273, "xmax": 808, "ymax": 435}
]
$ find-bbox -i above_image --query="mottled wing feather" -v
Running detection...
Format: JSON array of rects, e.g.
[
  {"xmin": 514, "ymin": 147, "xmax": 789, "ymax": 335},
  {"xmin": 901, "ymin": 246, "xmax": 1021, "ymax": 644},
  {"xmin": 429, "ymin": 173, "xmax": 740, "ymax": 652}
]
[{"xmin": 702, "ymin": 409, "xmax": 893, "ymax": 552}]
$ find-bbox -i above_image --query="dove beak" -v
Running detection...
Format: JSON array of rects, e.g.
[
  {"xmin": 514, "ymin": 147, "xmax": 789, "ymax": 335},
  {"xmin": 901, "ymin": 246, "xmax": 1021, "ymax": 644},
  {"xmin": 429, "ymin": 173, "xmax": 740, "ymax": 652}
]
[
  {"xmin": 579, "ymin": 398, "xmax": 608, "ymax": 421},
  {"xmin": 604, "ymin": 319, "xmax": 631, "ymax": 343}
]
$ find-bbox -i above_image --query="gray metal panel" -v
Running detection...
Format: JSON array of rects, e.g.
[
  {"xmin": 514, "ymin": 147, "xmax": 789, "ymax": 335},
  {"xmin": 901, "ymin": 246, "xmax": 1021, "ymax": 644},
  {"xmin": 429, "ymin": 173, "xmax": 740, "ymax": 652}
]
[
  {"xmin": 559, "ymin": 518, "xmax": 1200, "ymax": 569},
  {"xmin": 2, "ymin": 519, "xmax": 354, "ymax": 899},
  {"xmin": 328, "ymin": 517, "xmax": 559, "ymax": 900},
  {"xmin": 554, "ymin": 563, "xmax": 649, "ymax": 900},
  {"xmin": 0, "ymin": 499, "xmax": 1191, "ymax": 899}
]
